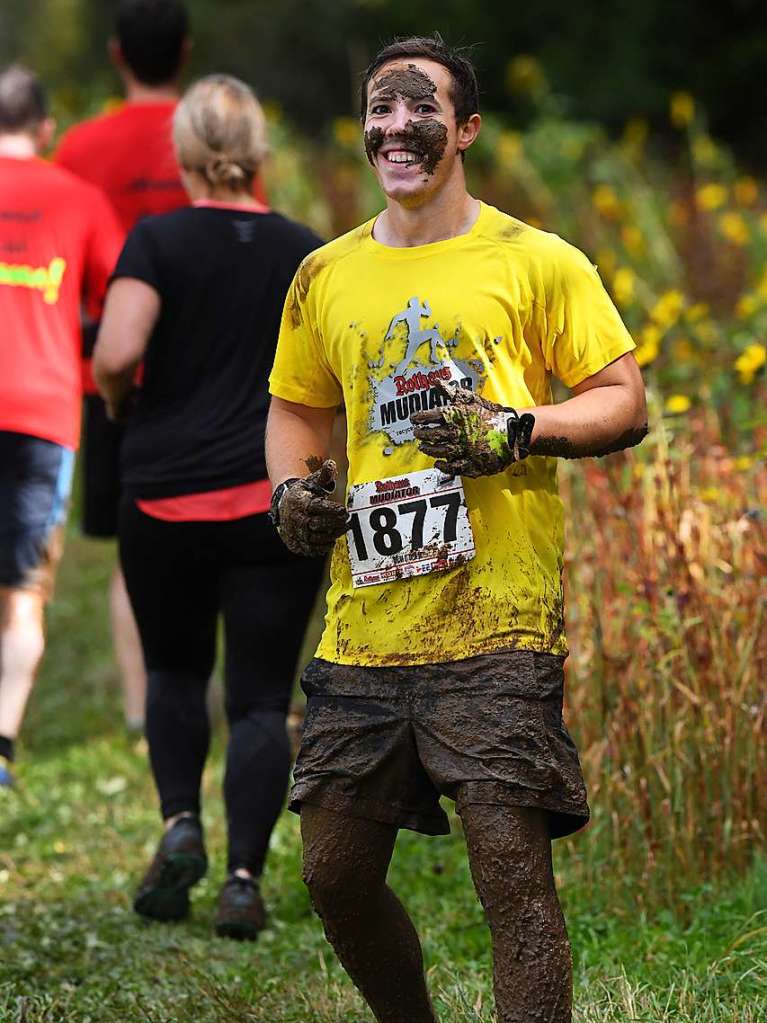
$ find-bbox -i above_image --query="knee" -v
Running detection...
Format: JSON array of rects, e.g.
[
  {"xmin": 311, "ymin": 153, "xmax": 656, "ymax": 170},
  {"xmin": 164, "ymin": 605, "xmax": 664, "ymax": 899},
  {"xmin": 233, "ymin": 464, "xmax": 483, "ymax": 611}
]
[{"xmin": 302, "ymin": 842, "xmax": 377, "ymax": 918}]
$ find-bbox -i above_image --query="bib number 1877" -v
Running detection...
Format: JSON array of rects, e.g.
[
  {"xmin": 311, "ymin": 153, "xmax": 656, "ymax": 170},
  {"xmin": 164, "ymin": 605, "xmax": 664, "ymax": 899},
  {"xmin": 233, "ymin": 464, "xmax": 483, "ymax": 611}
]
[{"xmin": 345, "ymin": 469, "xmax": 475, "ymax": 588}]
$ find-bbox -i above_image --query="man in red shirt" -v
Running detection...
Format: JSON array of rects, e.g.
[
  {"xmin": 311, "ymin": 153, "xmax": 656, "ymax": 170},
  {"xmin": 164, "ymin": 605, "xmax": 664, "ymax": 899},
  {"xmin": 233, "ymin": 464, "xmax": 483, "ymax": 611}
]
[
  {"xmin": 0, "ymin": 65, "xmax": 123, "ymax": 786},
  {"xmin": 55, "ymin": 0, "xmax": 193, "ymax": 732}
]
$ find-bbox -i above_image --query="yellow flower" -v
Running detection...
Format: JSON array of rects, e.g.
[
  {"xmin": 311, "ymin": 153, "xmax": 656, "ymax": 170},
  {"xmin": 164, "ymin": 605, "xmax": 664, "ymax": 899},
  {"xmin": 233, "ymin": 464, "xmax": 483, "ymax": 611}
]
[
  {"xmin": 506, "ymin": 55, "xmax": 545, "ymax": 95},
  {"xmin": 735, "ymin": 455, "xmax": 755, "ymax": 471},
  {"xmin": 621, "ymin": 224, "xmax": 644, "ymax": 256},
  {"xmin": 735, "ymin": 343, "xmax": 767, "ymax": 384},
  {"xmin": 734, "ymin": 177, "xmax": 758, "ymax": 207},
  {"xmin": 612, "ymin": 267, "xmax": 635, "ymax": 306},
  {"xmin": 670, "ymin": 91, "xmax": 695, "ymax": 128},
  {"xmin": 333, "ymin": 117, "xmax": 359, "ymax": 148},
  {"xmin": 719, "ymin": 211, "xmax": 749, "ymax": 246},
  {"xmin": 497, "ymin": 131, "xmax": 523, "ymax": 168},
  {"xmin": 651, "ymin": 290, "xmax": 684, "ymax": 329},
  {"xmin": 635, "ymin": 324, "xmax": 661, "ymax": 366},
  {"xmin": 673, "ymin": 338, "xmax": 694, "ymax": 361},
  {"xmin": 692, "ymin": 134, "xmax": 719, "ymax": 166},
  {"xmin": 665, "ymin": 395, "xmax": 691, "ymax": 414},
  {"xmin": 735, "ymin": 294, "xmax": 758, "ymax": 319},
  {"xmin": 592, "ymin": 184, "xmax": 621, "ymax": 220},
  {"xmin": 685, "ymin": 302, "xmax": 709, "ymax": 323},
  {"xmin": 696, "ymin": 183, "xmax": 727, "ymax": 211}
]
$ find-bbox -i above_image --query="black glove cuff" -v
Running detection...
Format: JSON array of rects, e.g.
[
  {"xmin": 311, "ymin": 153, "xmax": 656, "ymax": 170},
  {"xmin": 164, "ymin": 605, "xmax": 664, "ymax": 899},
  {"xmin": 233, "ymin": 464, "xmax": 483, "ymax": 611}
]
[
  {"xmin": 269, "ymin": 478, "xmax": 301, "ymax": 528},
  {"xmin": 504, "ymin": 408, "xmax": 536, "ymax": 461}
]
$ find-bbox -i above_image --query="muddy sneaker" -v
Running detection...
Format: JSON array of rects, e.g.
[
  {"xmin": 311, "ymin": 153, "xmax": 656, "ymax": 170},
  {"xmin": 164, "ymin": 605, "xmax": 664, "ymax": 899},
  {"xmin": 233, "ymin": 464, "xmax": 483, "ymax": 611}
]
[
  {"xmin": 214, "ymin": 874, "xmax": 266, "ymax": 940},
  {"xmin": 133, "ymin": 816, "xmax": 208, "ymax": 922}
]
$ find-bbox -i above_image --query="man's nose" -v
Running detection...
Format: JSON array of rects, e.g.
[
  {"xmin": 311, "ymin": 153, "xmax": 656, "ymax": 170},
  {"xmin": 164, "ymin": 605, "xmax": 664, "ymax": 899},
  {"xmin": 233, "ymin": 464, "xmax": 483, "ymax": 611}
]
[{"xmin": 385, "ymin": 101, "xmax": 412, "ymax": 134}]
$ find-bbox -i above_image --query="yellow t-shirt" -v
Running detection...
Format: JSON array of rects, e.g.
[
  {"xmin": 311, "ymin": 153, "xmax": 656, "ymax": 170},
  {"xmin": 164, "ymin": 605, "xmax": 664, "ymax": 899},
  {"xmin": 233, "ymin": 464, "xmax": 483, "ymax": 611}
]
[{"xmin": 270, "ymin": 202, "xmax": 635, "ymax": 666}]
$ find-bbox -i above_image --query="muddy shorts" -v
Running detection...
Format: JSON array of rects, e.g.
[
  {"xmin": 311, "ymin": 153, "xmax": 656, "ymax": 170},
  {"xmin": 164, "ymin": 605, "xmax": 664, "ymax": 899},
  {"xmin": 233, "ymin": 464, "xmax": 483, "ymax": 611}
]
[
  {"xmin": 290, "ymin": 650, "xmax": 590, "ymax": 839},
  {"xmin": 0, "ymin": 431, "xmax": 74, "ymax": 600}
]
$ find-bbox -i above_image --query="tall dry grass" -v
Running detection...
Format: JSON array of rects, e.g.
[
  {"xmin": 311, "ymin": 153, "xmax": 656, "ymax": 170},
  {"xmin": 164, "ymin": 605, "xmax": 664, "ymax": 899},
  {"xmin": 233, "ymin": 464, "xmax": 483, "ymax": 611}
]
[{"xmin": 562, "ymin": 414, "xmax": 766, "ymax": 904}]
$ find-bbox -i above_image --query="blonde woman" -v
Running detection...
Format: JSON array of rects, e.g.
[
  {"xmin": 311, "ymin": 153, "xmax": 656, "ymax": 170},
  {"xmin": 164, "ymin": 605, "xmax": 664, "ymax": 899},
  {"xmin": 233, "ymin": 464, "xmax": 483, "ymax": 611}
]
[{"xmin": 94, "ymin": 75, "xmax": 324, "ymax": 939}]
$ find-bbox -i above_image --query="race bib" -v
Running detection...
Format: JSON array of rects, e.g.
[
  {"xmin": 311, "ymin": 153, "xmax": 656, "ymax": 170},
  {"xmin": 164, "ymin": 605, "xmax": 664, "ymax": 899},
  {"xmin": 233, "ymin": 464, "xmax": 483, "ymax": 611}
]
[{"xmin": 346, "ymin": 468, "xmax": 475, "ymax": 588}]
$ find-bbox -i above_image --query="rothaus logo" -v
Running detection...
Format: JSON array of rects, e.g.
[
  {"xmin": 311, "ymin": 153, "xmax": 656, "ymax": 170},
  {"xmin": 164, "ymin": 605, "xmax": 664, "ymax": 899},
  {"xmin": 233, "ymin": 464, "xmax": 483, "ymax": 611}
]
[{"xmin": 369, "ymin": 297, "xmax": 482, "ymax": 449}]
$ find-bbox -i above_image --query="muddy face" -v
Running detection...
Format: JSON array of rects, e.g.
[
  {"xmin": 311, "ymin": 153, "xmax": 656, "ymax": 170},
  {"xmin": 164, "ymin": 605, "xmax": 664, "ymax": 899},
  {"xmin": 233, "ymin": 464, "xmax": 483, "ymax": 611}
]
[
  {"xmin": 364, "ymin": 63, "xmax": 449, "ymax": 176},
  {"xmin": 364, "ymin": 118, "xmax": 448, "ymax": 176},
  {"xmin": 369, "ymin": 63, "xmax": 437, "ymax": 107}
]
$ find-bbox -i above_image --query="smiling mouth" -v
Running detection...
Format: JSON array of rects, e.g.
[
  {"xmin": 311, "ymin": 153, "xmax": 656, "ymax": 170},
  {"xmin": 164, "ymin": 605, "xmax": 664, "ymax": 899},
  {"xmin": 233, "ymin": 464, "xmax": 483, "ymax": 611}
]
[{"xmin": 382, "ymin": 148, "xmax": 422, "ymax": 165}]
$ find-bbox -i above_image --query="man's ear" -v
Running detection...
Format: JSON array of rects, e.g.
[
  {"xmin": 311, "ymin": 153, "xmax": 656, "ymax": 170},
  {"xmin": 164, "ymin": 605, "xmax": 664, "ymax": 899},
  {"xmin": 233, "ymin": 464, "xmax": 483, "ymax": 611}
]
[
  {"xmin": 37, "ymin": 117, "xmax": 56, "ymax": 154},
  {"xmin": 457, "ymin": 113, "xmax": 481, "ymax": 154}
]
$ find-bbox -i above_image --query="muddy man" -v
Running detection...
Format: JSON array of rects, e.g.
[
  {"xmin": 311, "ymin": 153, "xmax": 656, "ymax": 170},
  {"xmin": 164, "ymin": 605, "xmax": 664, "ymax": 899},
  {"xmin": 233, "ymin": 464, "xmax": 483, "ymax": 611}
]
[{"xmin": 267, "ymin": 33, "xmax": 647, "ymax": 1023}]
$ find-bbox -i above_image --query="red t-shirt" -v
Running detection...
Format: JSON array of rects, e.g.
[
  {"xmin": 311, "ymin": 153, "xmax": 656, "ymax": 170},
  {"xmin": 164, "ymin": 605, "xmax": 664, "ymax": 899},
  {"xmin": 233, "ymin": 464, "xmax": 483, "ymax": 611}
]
[
  {"xmin": 0, "ymin": 156, "xmax": 124, "ymax": 449},
  {"xmin": 55, "ymin": 102, "xmax": 188, "ymax": 231}
]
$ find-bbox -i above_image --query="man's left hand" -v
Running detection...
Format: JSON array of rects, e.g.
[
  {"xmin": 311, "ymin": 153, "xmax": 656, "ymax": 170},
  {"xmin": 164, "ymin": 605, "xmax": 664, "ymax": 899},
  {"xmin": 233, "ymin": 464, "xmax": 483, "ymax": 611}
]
[{"xmin": 411, "ymin": 380, "xmax": 534, "ymax": 478}]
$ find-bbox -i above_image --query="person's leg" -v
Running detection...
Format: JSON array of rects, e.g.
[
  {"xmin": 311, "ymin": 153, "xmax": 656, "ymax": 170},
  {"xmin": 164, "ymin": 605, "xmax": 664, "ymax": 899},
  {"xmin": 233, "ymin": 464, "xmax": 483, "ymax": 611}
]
[
  {"xmin": 118, "ymin": 500, "xmax": 217, "ymax": 820},
  {"xmin": 109, "ymin": 566, "xmax": 146, "ymax": 731},
  {"xmin": 301, "ymin": 804, "xmax": 437, "ymax": 1023},
  {"xmin": 0, "ymin": 587, "xmax": 45, "ymax": 744},
  {"xmin": 220, "ymin": 515, "xmax": 324, "ymax": 878},
  {"xmin": 460, "ymin": 803, "xmax": 572, "ymax": 1023}
]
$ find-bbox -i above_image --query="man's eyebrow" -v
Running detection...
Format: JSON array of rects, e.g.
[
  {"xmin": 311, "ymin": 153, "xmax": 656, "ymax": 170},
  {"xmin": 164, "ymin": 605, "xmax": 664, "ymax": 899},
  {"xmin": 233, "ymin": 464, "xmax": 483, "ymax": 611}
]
[{"xmin": 368, "ymin": 89, "xmax": 442, "ymax": 106}]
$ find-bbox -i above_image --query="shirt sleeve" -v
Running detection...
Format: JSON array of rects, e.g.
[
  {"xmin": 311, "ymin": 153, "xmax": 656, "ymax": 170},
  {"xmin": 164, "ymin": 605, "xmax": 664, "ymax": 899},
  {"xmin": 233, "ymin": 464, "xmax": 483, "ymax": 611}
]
[
  {"xmin": 81, "ymin": 187, "xmax": 125, "ymax": 321},
  {"xmin": 109, "ymin": 217, "xmax": 165, "ymax": 294},
  {"xmin": 269, "ymin": 256, "xmax": 343, "ymax": 408},
  {"xmin": 540, "ymin": 238, "xmax": 636, "ymax": 388}
]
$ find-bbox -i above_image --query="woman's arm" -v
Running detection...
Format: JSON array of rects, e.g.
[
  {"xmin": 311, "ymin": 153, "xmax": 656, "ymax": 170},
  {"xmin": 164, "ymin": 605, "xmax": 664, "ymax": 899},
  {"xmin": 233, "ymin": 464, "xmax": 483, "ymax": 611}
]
[{"xmin": 93, "ymin": 277, "xmax": 161, "ymax": 420}]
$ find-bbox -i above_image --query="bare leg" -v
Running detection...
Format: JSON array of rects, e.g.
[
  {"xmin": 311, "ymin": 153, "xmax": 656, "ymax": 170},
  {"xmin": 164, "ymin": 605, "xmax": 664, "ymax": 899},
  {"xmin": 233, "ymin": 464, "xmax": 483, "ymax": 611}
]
[
  {"xmin": 460, "ymin": 804, "xmax": 572, "ymax": 1023},
  {"xmin": 301, "ymin": 805, "xmax": 438, "ymax": 1023},
  {"xmin": 109, "ymin": 566, "xmax": 146, "ymax": 730},
  {"xmin": 0, "ymin": 587, "xmax": 46, "ymax": 740}
]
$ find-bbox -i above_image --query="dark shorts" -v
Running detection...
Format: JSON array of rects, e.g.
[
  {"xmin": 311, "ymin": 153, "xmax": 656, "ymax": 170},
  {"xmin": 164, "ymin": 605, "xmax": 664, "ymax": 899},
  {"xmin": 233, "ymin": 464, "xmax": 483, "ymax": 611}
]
[
  {"xmin": 290, "ymin": 650, "xmax": 590, "ymax": 839},
  {"xmin": 0, "ymin": 430, "xmax": 75, "ymax": 598},
  {"xmin": 80, "ymin": 394, "xmax": 123, "ymax": 538}
]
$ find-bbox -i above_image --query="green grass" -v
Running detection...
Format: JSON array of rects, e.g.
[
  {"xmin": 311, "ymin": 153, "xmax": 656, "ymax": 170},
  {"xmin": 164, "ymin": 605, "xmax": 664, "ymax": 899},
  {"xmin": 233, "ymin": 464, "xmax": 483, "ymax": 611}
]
[{"xmin": 1, "ymin": 532, "xmax": 766, "ymax": 1022}]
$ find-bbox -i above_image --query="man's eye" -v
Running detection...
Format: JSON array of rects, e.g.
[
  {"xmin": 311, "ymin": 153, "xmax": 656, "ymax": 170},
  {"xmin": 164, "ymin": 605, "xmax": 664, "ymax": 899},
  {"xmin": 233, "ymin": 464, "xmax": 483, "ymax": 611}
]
[
  {"xmin": 370, "ymin": 104, "xmax": 390, "ymax": 115},
  {"xmin": 415, "ymin": 104, "xmax": 437, "ymax": 115}
]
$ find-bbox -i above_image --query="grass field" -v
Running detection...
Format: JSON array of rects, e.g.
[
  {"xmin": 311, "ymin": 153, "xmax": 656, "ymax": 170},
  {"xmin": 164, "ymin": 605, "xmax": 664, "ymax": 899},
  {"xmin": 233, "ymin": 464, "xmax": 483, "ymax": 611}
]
[{"xmin": 1, "ymin": 522, "xmax": 766, "ymax": 1023}]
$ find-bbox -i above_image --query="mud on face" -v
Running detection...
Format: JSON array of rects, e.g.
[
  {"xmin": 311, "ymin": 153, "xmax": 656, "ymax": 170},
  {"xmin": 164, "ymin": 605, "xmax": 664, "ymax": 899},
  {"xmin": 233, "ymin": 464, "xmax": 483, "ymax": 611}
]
[{"xmin": 364, "ymin": 64, "xmax": 449, "ymax": 176}]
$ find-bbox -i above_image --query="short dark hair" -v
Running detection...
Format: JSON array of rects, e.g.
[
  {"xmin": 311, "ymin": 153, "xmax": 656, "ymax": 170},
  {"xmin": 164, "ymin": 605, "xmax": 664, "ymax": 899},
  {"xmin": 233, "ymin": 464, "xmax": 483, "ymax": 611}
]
[
  {"xmin": 360, "ymin": 34, "xmax": 479, "ymax": 125},
  {"xmin": 0, "ymin": 65, "xmax": 47, "ymax": 133},
  {"xmin": 116, "ymin": 0, "xmax": 189, "ymax": 86}
]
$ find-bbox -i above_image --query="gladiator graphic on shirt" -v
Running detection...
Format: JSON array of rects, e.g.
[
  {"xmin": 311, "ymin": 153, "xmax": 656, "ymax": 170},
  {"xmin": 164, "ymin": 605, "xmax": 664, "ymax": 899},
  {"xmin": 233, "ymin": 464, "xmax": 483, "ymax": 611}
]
[{"xmin": 369, "ymin": 296, "xmax": 484, "ymax": 447}]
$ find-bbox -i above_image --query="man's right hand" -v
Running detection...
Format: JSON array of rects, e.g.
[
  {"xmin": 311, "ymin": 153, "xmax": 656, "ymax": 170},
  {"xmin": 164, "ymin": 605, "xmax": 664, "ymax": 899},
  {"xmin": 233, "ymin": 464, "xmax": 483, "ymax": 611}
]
[{"xmin": 270, "ymin": 459, "xmax": 349, "ymax": 557}]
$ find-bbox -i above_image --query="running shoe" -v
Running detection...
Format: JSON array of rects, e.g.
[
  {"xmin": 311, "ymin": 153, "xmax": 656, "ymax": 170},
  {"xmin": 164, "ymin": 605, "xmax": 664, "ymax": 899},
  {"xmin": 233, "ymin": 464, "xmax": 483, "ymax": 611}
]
[
  {"xmin": 214, "ymin": 874, "xmax": 266, "ymax": 940},
  {"xmin": 0, "ymin": 758, "xmax": 15, "ymax": 788},
  {"xmin": 133, "ymin": 815, "xmax": 208, "ymax": 922}
]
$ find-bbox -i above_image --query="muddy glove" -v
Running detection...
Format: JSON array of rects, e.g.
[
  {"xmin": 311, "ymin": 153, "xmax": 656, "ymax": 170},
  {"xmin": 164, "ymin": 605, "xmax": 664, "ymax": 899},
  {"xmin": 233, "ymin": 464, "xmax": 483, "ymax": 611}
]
[
  {"xmin": 269, "ymin": 459, "xmax": 349, "ymax": 557},
  {"xmin": 411, "ymin": 380, "xmax": 535, "ymax": 478}
]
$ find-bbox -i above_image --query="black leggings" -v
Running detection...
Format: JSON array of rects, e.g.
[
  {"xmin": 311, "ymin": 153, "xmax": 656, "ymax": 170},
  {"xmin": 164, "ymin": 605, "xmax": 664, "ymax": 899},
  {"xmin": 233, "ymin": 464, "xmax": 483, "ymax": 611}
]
[{"xmin": 119, "ymin": 498, "xmax": 324, "ymax": 875}]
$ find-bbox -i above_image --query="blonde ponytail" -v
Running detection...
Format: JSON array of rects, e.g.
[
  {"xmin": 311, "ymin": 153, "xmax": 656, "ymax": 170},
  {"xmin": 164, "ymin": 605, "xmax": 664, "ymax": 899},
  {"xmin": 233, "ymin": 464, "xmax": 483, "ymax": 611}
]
[{"xmin": 174, "ymin": 74, "xmax": 268, "ymax": 188}]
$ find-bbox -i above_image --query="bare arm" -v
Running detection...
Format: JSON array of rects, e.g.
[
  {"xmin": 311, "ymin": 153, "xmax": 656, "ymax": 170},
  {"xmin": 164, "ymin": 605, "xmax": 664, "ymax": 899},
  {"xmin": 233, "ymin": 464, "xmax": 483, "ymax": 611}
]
[
  {"xmin": 93, "ymin": 278, "xmax": 160, "ymax": 420},
  {"xmin": 265, "ymin": 396, "xmax": 339, "ymax": 487},
  {"xmin": 526, "ymin": 352, "xmax": 648, "ymax": 459}
]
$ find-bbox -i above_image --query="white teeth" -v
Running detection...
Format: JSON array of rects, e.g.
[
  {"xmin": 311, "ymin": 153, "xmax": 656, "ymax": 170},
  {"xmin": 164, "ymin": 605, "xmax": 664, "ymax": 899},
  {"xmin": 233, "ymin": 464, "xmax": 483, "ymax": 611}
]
[{"xmin": 386, "ymin": 151, "xmax": 418, "ymax": 164}]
